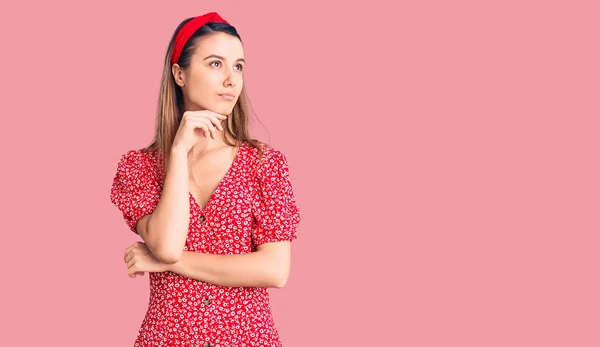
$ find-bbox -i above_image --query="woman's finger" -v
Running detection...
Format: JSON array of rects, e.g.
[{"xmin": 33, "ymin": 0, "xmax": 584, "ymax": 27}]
[
  {"xmin": 209, "ymin": 111, "xmax": 228, "ymax": 120},
  {"xmin": 199, "ymin": 124, "xmax": 212, "ymax": 139},
  {"xmin": 207, "ymin": 123, "xmax": 217, "ymax": 139},
  {"xmin": 128, "ymin": 261, "xmax": 139, "ymax": 278},
  {"xmin": 200, "ymin": 122, "xmax": 216, "ymax": 139},
  {"xmin": 200, "ymin": 119, "xmax": 217, "ymax": 138},
  {"xmin": 190, "ymin": 112, "xmax": 225, "ymax": 132},
  {"xmin": 127, "ymin": 257, "xmax": 136, "ymax": 271},
  {"xmin": 190, "ymin": 120, "xmax": 214, "ymax": 139},
  {"xmin": 123, "ymin": 243, "xmax": 137, "ymax": 261},
  {"xmin": 125, "ymin": 250, "xmax": 136, "ymax": 264},
  {"xmin": 124, "ymin": 248, "xmax": 134, "ymax": 263},
  {"xmin": 192, "ymin": 110, "xmax": 226, "ymax": 120},
  {"xmin": 209, "ymin": 114, "xmax": 225, "ymax": 131}
]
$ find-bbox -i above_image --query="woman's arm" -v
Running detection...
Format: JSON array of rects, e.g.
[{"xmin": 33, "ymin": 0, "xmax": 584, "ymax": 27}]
[
  {"xmin": 166, "ymin": 241, "xmax": 291, "ymax": 288},
  {"xmin": 139, "ymin": 148, "xmax": 191, "ymax": 264}
]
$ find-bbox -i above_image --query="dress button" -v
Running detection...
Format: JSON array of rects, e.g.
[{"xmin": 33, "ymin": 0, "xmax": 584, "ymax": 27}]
[
  {"xmin": 203, "ymin": 342, "xmax": 211, "ymax": 347},
  {"xmin": 203, "ymin": 298, "xmax": 211, "ymax": 306},
  {"xmin": 199, "ymin": 215, "xmax": 205, "ymax": 223}
]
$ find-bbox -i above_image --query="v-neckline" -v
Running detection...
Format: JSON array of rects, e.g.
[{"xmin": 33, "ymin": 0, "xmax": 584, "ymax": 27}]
[{"xmin": 189, "ymin": 141, "xmax": 245, "ymax": 213}]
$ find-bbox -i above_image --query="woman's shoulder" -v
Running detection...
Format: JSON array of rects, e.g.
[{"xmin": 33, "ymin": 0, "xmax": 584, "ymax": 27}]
[
  {"xmin": 115, "ymin": 147, "xmax": 161, "ymax": 178},
  {"xmin": 242, "ymin": 140, "xmax": 286, "ymax": 161},
  {"xmin": 119, "ymin": 148, "xmax": 159, "ymax": 164},
  {"xmin": 241, "ymin": 140, "xmax": 292, "ymax": 177}
]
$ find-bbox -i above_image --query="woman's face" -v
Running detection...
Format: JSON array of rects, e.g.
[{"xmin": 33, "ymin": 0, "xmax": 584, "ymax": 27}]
[{"xmin": 173, "ymin": 32, "xmax": 245, "ymax": 116}]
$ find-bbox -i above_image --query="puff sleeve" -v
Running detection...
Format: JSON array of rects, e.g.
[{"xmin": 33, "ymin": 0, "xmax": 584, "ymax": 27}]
[
  {"xmin": 252, "ymin": 148, "xmax": 301, "ymax": 246},
  {"xmin": 110, "ymin": 150, "xmax": 162, "ymax": 234}
]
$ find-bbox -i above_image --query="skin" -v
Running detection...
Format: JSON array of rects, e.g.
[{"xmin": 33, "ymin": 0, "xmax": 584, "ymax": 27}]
[{"xmin": 123, "ymin": 32, "xmax": 292, "ymax": 288}]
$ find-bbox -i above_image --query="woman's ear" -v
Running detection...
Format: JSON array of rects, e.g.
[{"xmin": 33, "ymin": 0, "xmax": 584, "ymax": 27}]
[{"xmin": 172, "ymin": 64, "xmax": 185, "ymax": 87}]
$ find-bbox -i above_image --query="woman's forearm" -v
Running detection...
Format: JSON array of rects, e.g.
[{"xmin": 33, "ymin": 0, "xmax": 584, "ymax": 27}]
[
  {"xmin": 166, "ymin": 251, "xmax": 286, "ymax": 288},
  {"xmin": 146, "ymin": 148, "xmax": 190, "ymax": 264}
]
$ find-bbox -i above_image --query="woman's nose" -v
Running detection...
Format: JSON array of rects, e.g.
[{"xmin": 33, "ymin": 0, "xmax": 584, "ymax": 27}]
[
  {"xmin": 223, "ymin": 68, "xmax": 237, "ymax": 87},
  {"xmin": 224, "ymin": 74, "xmax": 236, "ymax": 87}
]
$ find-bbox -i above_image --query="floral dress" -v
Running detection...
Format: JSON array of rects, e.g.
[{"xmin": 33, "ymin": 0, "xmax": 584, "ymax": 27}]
[{"xmin": 110, "ymin": 141, "xmax": 301, "ymax": 347}]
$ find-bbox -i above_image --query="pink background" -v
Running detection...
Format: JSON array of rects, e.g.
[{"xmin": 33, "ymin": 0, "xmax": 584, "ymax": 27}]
[{"xmin": 1, "ymin": 0, "xmax": 599, "ymax": 346}]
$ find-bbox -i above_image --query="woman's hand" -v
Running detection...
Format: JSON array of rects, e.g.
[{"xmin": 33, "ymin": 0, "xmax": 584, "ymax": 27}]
[
  {"xmin": 171, "ymin": 110, "xmax": 228, "ymax": 153},
  {"xmin": 124, "ymin": 241, "xmax": 170, "ymax": 278}
]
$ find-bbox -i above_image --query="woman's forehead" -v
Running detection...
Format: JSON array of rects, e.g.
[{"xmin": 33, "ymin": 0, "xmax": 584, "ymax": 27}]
[{"xmin": 195, "ymin": 33, "xmax": 244, "ymax": 60}]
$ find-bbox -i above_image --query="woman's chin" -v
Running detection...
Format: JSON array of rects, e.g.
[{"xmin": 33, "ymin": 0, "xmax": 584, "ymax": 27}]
[{"xmin": 213, "ymin": 106, "xmax": 233, "ymax": 116}]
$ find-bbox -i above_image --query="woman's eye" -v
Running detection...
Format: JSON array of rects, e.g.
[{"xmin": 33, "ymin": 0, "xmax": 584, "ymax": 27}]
[{"xmin": 210, "ymin": 61, "xmax": 243, "ymax": 71}]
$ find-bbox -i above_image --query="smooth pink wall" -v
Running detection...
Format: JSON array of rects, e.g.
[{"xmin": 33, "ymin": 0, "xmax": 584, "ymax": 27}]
[{"xmin": 2, "ymin": 1, "xmax": 599, "ymax": 346}]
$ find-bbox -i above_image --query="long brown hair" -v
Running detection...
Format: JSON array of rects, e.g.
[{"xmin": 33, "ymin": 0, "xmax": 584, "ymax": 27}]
[{"xmin": 141, "ymin": 18, "xmax": 264, "ymax": 177}]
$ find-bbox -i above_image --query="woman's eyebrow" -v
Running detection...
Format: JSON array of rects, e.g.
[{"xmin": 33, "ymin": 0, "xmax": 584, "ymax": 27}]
[{"xmin": 203, "ymin": 54, "xmax": 245, "ymax": 63}]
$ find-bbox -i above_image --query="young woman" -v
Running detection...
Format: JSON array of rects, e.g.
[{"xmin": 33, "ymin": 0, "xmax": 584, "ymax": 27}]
[{"xmin": 110, "ymin": 12, "xmax": 301, "ymax": 347}]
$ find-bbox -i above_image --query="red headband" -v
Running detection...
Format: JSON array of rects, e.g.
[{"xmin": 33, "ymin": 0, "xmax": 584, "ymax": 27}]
[{"xmin": 171, "ymin": 12, "xmax": 229, "ymax": 65}]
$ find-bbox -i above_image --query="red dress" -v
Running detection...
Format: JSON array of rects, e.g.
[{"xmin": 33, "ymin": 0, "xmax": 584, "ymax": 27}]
[{"xmin": 110, "ymin": 141, "xmax": 301, "ymax": 347}]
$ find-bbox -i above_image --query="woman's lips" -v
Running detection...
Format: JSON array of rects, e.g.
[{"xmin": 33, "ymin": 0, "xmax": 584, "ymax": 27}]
[{"xmin": 219, "ymin": 94, "xmax": 235, "ymax": 101}]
